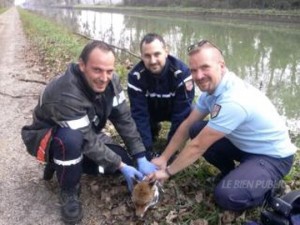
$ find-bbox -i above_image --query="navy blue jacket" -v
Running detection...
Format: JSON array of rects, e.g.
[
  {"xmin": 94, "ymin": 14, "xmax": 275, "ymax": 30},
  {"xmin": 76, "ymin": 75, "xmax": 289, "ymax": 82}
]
[{"xmin": 127, "ymin": 55, "xmax": 195, "ymax": 150}]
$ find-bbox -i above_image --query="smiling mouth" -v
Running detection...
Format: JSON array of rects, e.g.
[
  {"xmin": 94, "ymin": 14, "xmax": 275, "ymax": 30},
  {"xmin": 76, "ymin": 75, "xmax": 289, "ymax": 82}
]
[
  {"xmin": 198, "ymin": 79, "xmax": 207, "ymax": 85},
  {"xmin": 196, "ymin": 79, "xmax": 210, "ymax": 89},
  {"xmin": 150, "ymin": 63, "xmax": 158, "ymax": 67},
  {"xmin": 94, "ymin": 80, "xmax": 106, "ymax": 88}
]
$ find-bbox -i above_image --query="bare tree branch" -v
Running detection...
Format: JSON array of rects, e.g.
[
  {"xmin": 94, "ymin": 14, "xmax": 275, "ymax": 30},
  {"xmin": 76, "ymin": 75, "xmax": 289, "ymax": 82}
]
[
  {"xmin": 75, "ymin": 32, "xmax": 141, "ymax": 59},
  {"xmin": 18, "ymin": 78, "xmax": 47, "ymax": 85},
  {"xmin": 0, "ymin": 91, "xmax": 39, "ymax": 99}
]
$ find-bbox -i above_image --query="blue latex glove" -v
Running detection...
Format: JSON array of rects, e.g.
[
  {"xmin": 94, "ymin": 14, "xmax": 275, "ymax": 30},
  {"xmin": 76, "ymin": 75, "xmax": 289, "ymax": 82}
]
[
  {"xmin": 137, "ymin": 156, "xmax": 158, "ymax": 176},
  {"xmin": 120, "ymin": 164, "xmax": 143, "ymax": 192}
]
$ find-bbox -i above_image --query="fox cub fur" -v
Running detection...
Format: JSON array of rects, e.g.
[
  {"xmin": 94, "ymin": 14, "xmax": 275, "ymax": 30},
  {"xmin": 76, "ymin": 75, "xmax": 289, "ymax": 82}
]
[{"xmin": 131, "ymin": 180, "xmax": 161, "ymax": 217}]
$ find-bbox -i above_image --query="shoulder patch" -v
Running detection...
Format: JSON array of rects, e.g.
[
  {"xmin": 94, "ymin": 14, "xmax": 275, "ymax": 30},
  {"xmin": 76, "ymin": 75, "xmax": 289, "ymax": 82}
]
[
  {"xmin": 132, "ymin": 71, "xmax": 140, "ymax": 80},
  {"xmin": 211, "ymin": 104, "xmax": 221, "ymax": 119},
  {"xmin": 173, "ymin": 69, "xmax": 182, "ymax": 78},
  {"xmin": 185, "ymin": 80, "xmax": 194, "ymax": 91}
]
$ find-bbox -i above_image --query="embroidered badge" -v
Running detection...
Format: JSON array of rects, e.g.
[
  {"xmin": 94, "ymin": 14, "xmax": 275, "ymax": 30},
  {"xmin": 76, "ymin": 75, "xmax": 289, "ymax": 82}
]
[
  {"xmin": 211, "ymin": 104, "xmax": 221, "ymax": 118},
  {"xmin": 185, "ymin": 80, "xmax": 194, "ymax": 91}
]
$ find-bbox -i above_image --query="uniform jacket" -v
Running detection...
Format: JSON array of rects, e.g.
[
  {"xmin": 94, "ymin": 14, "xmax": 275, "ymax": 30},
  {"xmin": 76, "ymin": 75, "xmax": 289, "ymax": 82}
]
[
  {"xmin": 21, "ymin": 63, "xmax": 146, "ymax": 172},
  {"xmin": 127, "ymin": 55, "xmax": 195, "ymax": 149}
]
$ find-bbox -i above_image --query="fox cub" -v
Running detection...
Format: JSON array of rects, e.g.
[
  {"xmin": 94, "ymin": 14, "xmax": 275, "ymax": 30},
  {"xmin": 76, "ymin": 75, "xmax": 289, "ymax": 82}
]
[{"xmin": 131, "ymin": 180, "xmax": 161, "ymax": 217}]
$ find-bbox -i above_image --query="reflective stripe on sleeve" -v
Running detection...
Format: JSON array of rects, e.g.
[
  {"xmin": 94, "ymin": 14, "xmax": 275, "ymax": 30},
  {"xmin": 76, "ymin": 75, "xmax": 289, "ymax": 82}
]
[
  {"xmin": 53, "ymin": 155, "xmax": 83, "ymax": 166},
  {"xmin": 184, "ymin": 75, "xmax": 193, "ymax": 82},
  {"xmin": 113, "ymin": 90, "xmax": 126, "ymax": 107},
  {"xmin": 145, "ymin": 92, "xmax": 175, "ymax": 98},
  {"xmin": 98, "ymin": 166, "xmax": 104, "ymax": 174},
  {"xmin": 127, "ymin": 83, "xmax": 142, "ymax": 92},
  {"xmin": 56, "ymin": 115, "xmax": 90, "ymax": 129},
  {"xmin": 177, "ymin": 74, "xmax": 193, "ymax": 88},
  {"xmin": 174, "ymin": 69, "xmax": 182, "ymax": 78},
  {"xmin": 133, "ymin": 71, "xmax": 141, "ymax": 80}
]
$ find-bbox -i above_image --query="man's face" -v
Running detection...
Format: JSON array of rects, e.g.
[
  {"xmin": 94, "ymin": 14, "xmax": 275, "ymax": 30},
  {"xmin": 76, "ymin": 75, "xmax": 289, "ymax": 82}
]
[
  {"xmin": 188, "ymin": 48, "xmax": 225, "ymax": 95},
  {"xmin": 141, "ymin": 39, "xmax": 168, "ymax": 74},
  {"xmin": 79, "ymin": 48, "xmax": 115, "ymax": 93}
]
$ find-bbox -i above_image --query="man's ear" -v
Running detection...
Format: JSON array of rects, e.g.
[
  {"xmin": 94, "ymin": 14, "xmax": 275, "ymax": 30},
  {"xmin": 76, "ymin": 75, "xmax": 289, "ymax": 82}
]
[
  {"xmin": 219, "ymin": 60, "xmax": 226, "ymax": 74},
  {"xmin": 78, "ymin": 59, "xmax": 85, "ymax": 73}
]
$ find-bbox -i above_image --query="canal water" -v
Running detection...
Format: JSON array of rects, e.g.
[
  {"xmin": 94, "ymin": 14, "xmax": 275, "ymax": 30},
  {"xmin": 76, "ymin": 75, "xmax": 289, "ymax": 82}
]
[{"xmin": 28, "ymin": 7, "xmax": 300, "ymax": 144}]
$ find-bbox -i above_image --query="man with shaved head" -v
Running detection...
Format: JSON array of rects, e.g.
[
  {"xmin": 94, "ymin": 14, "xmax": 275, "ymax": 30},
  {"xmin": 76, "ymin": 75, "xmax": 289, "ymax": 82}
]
[{"xmin": 150, "ymin": 40, "xmax": 296, "ymax": 212}]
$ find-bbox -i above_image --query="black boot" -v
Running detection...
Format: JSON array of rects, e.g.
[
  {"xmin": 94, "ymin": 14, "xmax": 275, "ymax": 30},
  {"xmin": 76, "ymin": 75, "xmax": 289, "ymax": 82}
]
[
  {"xmin": 60, "ymin": 184, "xmax": 83, "ymax": 224},
  {"xmin": 43, "ymin": 163, "xmax": 55, "ymax": 181}
]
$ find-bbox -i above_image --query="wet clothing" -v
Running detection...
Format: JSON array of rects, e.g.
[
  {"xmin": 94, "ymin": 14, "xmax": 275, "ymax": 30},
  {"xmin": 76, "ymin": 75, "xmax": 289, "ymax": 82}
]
[
  {"xmin": 127, "ymin": 55, "xmax": 195, "ymax": 150},
  {"xmin": 190, "ymin": 71, "xmax": 296, "ymax": 211},
  {"xmin": 22, "ymin": 63, "xmax": 146, "ymax": 174}
]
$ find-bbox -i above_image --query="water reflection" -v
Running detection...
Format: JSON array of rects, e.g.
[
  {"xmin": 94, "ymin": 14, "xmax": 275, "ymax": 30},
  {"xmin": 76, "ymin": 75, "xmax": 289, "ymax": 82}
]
[{"xmin": 32, "ymin": 8, "xmax": 300, "ymax": 138}]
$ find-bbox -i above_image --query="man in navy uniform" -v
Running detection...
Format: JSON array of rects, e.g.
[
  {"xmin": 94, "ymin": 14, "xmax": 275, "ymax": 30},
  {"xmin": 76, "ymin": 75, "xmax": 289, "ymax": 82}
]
[{"xmin": 127, "ymin": 33, "xmax": 195, "ymax": 160}]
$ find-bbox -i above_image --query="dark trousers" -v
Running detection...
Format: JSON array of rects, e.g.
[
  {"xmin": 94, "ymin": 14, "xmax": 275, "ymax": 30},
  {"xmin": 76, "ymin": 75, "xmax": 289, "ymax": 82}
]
[
  {"xmin": 48, "ymin": 128, "xmax": 133, "ymax": 190},
  {"xmin": 189, "ymin": 121, "xmax": 294, "ymax": 211}
]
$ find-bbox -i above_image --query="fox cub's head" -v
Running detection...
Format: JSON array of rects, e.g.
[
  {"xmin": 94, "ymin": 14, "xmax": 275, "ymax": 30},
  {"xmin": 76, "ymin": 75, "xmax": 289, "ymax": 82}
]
[{"xmin": 131, "ymin": 180, "xmax": 160, "ymax": 217}]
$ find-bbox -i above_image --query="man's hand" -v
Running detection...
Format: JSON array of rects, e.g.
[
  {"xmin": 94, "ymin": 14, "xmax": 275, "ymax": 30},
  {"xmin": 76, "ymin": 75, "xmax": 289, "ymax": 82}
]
[
  {"xmin": 148, "ymin": 169, "xmax": 170, "ymax": 183},
  {"xmin": 119, "ymin": 163, "xmax": 143, "ymax": 192},
  {"xmin": 151, "ymin": 155, "xmax": 168, "ymax": 169},
  {"xmin": 137, "ymin": 156, "xmax": 157, "ymax": 176}
]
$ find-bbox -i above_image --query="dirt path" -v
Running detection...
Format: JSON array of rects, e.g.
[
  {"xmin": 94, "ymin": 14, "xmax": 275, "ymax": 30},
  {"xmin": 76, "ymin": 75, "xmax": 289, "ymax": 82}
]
[
  {"xmin": 0, "ymin": 7, "xmax": 141, "ymax": 225},
  {"xmin": 0, "ymin": 7, "xmax": 64, "ymax": 225}
]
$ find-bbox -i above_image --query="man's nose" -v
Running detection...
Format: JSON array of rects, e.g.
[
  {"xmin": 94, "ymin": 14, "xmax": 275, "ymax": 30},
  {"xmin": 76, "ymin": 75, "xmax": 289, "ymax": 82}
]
[
  {"xmin": 195, "ymin": 70, "xmax": 205, "ymax": 79},
  {"xmin": 99, "ymin": 72, "xmax": 109, "ymax": 82},
  {"xmin": 150, "ymin": 56, "xmax": 156, "ymax": 64}
]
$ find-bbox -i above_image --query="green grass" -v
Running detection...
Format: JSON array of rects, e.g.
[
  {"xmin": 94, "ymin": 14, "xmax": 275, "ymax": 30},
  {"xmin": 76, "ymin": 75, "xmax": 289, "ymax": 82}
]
[
  {"xmin": 18, "ymin": 8, "xmax": 131, "ymax": 79},
  {"xmin": 0, "ymin": 7, "xmax": 8, "ymax": 14},
  {"xmin": 19, "ymin": 9, "xmax": 88, "ymax": 75}
]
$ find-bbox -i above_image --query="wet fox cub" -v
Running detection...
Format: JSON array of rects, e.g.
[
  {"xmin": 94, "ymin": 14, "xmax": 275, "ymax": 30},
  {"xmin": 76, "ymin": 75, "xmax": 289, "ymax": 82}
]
[{"xmin": 131, "ymin": 180, "xmax": 161, "ymax": 217}]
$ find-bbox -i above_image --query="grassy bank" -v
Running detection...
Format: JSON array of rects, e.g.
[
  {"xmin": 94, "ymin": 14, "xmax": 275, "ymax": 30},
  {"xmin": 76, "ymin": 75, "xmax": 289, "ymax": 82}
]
[
  {"xmin": 0, "ymin": 7, "xmax": 7, "ymax": 14},
  {"xmin": 19, "ymin": 8, "xmax": 133, "ymax": 80},
  {"xmin": 19, "ymin": 9, "xmax": 87, "ymax": 76},
  {"xmin": 73, "ymin": 5, "xmax": 300, "ymax": 24},
  {"xmin": 18, "ymin": 8, "xmax": 300, "ymax": 225}
]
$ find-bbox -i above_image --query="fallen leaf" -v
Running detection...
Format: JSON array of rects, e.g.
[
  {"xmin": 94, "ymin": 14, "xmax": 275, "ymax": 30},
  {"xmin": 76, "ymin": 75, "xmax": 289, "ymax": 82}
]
[
  {"xmin": 195, "ymin": 191, "xmax": 203, "ymax": 203},
  {"xmin": 190, "ymin": 219, "xmax": 209, "ymax": 225},
  {"xmin": 166, "ymin": 210, "xmax": 178, "ymax": 224}
]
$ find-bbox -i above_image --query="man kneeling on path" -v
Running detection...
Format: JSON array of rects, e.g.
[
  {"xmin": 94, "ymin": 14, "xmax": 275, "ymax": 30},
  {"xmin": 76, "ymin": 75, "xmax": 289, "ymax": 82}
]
[
  {"xmin": 150, "ymin": 40, "xmax": 296, "ymax": 212},
  {"xmin": 21, "ymin": 40, "xmax": 157, "ymax": 224}
]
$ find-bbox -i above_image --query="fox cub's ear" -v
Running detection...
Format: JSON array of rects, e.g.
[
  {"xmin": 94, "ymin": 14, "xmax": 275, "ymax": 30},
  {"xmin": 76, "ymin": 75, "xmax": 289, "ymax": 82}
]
[
  {"xmin": 149, "ymin": 180, "xmax": 156, "ymax": 188},
  {"xmin": 132, "ymin": 177, "xmax": 140, "ymax": 186}
]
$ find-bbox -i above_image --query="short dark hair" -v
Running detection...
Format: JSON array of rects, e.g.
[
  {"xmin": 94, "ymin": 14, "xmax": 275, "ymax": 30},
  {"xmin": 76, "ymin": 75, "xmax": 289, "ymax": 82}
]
[
  {"xmin": 139, "ymin": 33, "xmax": 166, "ymax": 52},
  {"xmin": 79, "ymin": 40, "xmax": 115, "ymax": 64}
]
